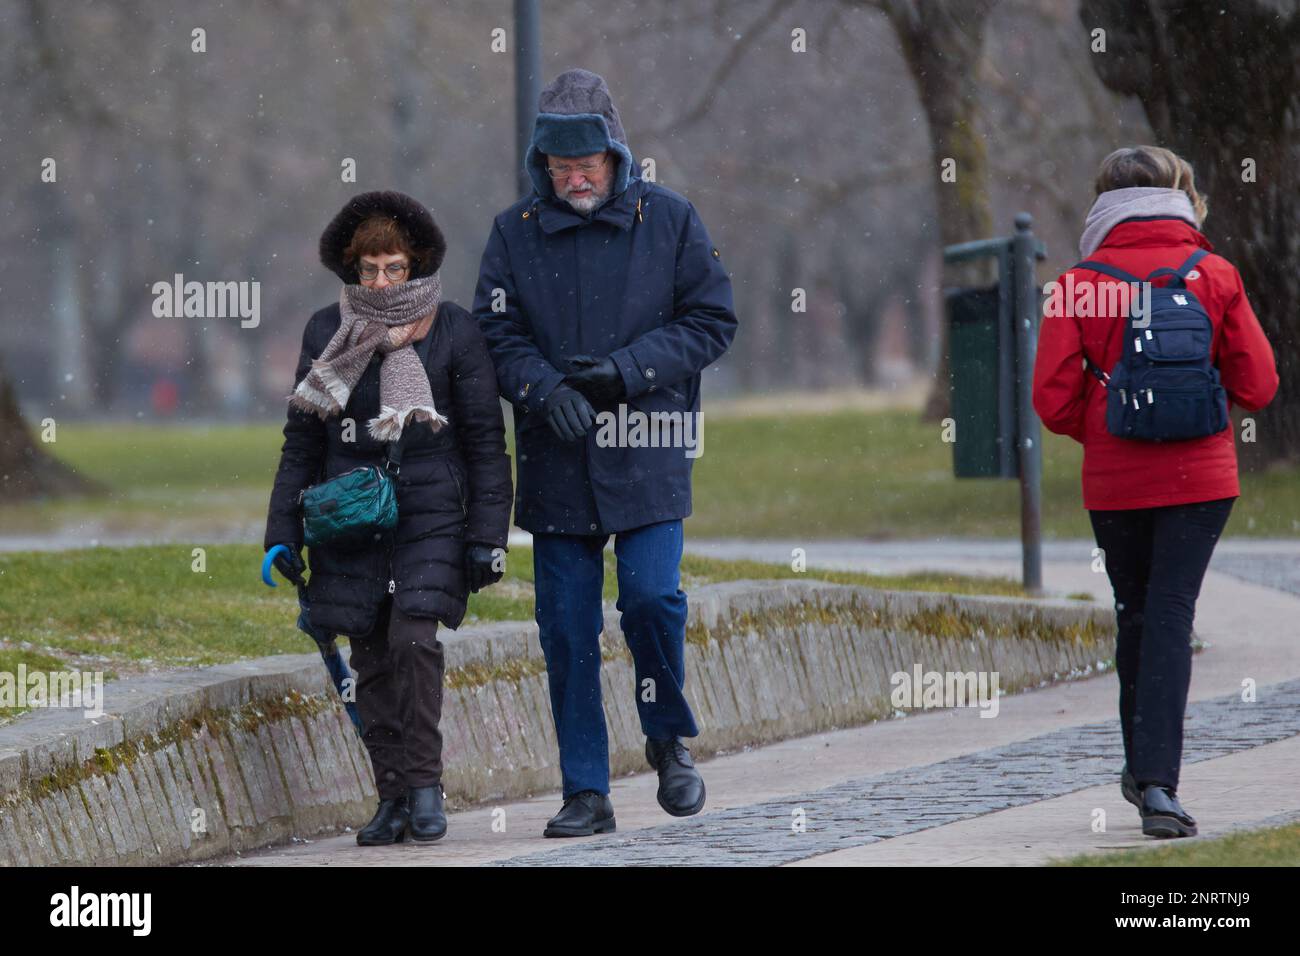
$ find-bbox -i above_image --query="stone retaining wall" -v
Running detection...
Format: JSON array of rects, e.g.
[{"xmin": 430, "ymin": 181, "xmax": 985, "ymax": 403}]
[{"xmin": 0, "ymin": 580, "xmax": 1114, "ymax": 866}]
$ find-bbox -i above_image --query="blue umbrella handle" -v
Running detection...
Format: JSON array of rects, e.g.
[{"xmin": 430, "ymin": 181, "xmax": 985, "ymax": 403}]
[{"xmin": 262, "ymin": 544, "xmax": 291, "ymax": 587}]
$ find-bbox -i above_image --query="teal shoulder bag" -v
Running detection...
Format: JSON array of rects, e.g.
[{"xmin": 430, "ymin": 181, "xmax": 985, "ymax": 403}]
[{"xmin": 298, "ymin": 321, "xmax": 435, "ymax": 549}]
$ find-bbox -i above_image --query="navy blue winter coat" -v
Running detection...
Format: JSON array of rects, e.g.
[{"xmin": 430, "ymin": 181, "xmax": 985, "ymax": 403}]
[{"xmin": 472, "ymin": 177, "xmax": 737, "ymax": 535}]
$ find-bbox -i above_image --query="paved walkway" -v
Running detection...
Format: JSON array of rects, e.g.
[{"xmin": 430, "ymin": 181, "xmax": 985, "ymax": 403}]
[{"xmin": 214, "ymin": 537, "xmax": 1300, "ymax": 867}]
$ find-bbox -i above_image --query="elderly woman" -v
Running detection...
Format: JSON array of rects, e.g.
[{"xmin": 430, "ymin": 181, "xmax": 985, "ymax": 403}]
[{"xmin": 264, "ymin": 191, "xmax": 512, "ymax": 846}]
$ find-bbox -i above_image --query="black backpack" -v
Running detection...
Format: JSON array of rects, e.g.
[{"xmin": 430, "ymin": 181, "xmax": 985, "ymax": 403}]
[{"xmin": 1078, "ymin": 249, "xmax": 1228, "ymax": 442}]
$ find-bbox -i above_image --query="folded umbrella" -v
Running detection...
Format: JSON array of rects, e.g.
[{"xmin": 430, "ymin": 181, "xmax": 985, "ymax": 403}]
[{"xmin": 262, "ymin": 544, "xmax": 363, "ymax": 735}]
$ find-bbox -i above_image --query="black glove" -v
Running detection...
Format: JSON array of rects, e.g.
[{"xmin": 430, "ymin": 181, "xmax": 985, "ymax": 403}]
[
  {"xmin": 271, "ymin": 544, "xmax": 306, "ymax": 586},
  {"xmin": 543, "ymin": 384, "xmax": 596, "ymax": 442},
  {"xmin": 465, "ymin": 543, "xmax": 505, "ymax": 593},
  {"xmin": 563, "ymin": 354, "xmax": 626, "ymax": 404}
]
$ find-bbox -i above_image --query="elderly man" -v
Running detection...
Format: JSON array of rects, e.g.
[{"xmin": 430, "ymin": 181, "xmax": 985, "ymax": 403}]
[{"xmin": 473, "ymin": 68, "xmax": 737, "ymax": 837}]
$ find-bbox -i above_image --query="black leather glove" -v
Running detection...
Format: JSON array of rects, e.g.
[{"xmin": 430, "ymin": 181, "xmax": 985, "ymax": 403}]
[
  {"xmin": 465, "ymin": 543, "xmax": 505, "ymax": 593},
  {"xmin": 271, "ymin": 544, "xmax": 306, "ymax": 586},
  {"xmin": 563, "ymin": 354, "xmax": 626, "ymax": 404},
  {"xmin": 543, "ymin": 384, "xmax": 596, "ymax": 442}
]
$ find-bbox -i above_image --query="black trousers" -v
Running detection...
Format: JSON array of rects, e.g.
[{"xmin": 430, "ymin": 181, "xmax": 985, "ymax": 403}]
[
  {"xmin": 1088, "ymin": 496, "xmax": 1234, "ymax": 791},
  {"xmin": 347, "ymin": 595, "xmax": 445, "ymax": 800}
]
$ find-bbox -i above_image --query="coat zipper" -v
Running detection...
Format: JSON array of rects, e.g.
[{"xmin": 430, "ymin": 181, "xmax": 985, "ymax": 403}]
[{"xmin": 447, "ymin": 460, "xmax": 468, "ymax": 518}]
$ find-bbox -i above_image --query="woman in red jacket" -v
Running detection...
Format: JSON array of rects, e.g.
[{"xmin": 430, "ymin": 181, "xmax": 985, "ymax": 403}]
[{"xmin": 1032, "ymin": 145, "xmax": 1278, "ymax": 838}]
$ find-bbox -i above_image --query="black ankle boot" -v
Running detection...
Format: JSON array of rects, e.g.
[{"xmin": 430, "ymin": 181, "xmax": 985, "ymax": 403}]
[
  {"xmin": 1141, "ymin": 785, "xmax": 1197, "ymax": 838},
  {"xmin": 356, "ymin": 795, "xmax": 409, "ymax": 846},
  {"xmin": 407, "ymin": 785, "xmax": 447, "ymax": 843}
]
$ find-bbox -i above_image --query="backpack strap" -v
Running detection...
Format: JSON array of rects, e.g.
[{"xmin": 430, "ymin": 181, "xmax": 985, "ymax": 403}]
[
  {"xmin": 1144, "ymin": 249, "xmax": 1209, "ymax": 289},
  {"xmin": 383, "ymin": 314, "xmax": 440, "ymax": 476},
  {"xmin": 1074, "ymin": 260, "xmax": 1144, "ymax": 284}
]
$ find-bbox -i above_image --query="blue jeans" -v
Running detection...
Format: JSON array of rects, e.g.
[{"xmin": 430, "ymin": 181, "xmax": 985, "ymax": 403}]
[{"xmin": 532, "ymin": 519, "xmax": 699, "ymax": 798}]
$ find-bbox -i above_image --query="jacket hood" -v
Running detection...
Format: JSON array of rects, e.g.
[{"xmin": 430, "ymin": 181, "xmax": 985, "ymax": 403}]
[
  {"xmin": 319, "ymin": 191, "xmax": 447, "ymax": 284},
  {"xmin": 524, "ymin": 68, "xmax": 636, "ymax": 201}
]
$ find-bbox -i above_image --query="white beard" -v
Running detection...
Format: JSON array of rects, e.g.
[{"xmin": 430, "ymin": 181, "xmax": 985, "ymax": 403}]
[{"xmin": 560, "ymin": 183, "xmax": 611, "ymax": 214}]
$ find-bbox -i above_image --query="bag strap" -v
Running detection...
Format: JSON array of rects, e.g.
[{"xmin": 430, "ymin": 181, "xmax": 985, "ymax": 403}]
[
  {"xmin": 1075, "ymin": 260, "xmax": 1143, "ymax": 285},
  {"xmin": 383, "ymin": 312, "xmax": 440, "ymax": 476},
  {"xmin": 1144, "ymin": 248, "xmax": 1209, "ymax": 289}
]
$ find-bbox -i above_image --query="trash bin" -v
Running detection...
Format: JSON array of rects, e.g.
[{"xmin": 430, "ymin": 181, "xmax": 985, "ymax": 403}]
[{"xmin": 946, "ymin": 284, "xmax": 1012, "ymax": 478}]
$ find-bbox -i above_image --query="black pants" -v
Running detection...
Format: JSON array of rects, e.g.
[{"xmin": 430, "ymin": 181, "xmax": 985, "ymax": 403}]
[
  {"xmin": 1089, "ymin": 496, "xmax": 1234, "ymax": 791},
  {"xmin": 347, "ymin": 596, "xmax": 445, "ymax": 800}
]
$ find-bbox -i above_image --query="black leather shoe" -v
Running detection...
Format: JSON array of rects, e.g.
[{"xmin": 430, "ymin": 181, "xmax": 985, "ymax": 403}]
[
  {"xmin": 543, "ymin": 790, "xmax": 616, "ymax": 838},
  {"xmin": 407, "ymin": 785, "xmax": 447, "ymax": 843},
  {"xmin": 645, "ymin": 737, "xmax": 706, "ymax": 817},
  {"xmin": 1120, "ymin": 765, "xmax": 1140, "ymax": 809},
  {"xmin": 1141, "ymin": 785, "xmax": 1197, "ymax": 838},
  {"xmin": 356, "ymin": 796, "xmax": 409, "ymax": 846}
]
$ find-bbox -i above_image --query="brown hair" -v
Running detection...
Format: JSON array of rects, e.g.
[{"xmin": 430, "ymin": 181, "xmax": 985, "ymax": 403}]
[
  {"xmin": 1095, "ymin": 146, "xmax": 1208, "ymax": 225},
  {"xmin": 342, "ymin": 215, "xmax": 429, "ymax": 271}
]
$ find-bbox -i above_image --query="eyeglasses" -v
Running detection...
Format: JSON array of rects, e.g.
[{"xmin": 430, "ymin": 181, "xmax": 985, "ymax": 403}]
[
  {"xmin": 358, "ymin": 261, "xmax": 410, "ymax": 281},
  {"xmin": 546, "ymin": 157, "xmax": 608, "ymax": 179}
]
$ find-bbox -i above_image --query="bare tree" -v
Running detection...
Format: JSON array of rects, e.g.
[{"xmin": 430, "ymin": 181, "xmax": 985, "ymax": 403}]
[{"xmin": 843, "ymin": 0, "xmax": 1000, "ymax": 419}]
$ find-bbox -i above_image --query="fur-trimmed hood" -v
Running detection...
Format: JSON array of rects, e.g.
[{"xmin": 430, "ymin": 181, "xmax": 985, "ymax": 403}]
[
  {"xmin": 319, "ymin": 191, "xmax": 447, "ymax": 284},
  {"xmin": 524, "ymin": 69, "xmax": 636, "ymax": 201}
]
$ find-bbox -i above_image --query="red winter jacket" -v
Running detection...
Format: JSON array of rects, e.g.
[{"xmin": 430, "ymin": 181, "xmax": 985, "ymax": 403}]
[{"xmin": 1032, "ymin": 218, "xmax": 1278, "ymax": 511}]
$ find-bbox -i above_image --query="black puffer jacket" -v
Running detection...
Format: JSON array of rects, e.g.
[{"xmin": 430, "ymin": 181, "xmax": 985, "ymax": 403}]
[{"xmin": 264, "ymin": 194, "xmax": 512, "ymax": 636}]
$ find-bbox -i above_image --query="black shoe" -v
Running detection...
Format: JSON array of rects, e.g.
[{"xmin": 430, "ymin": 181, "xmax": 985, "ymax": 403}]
[
  {"xmin": 1120, "ymin": 765, "xmax": 1141, "ymax": 809},
  {"xmin": 645, "ymin": 736, "xmax": 706, "ymax": 817},
  {"xmin": 1141, "ymin": 785, "xmax": 1198, "ymax": 838},
  {"xmin": 356, "ymin": 795, "xmax": 409, "ymax": 846},
  {"xmin": 543, "ymin": 790, "xmax": 616, "ymax": 838},
  {"xmin": 407, "ymin": 785, "xmax": 447, "ymax": 843}
]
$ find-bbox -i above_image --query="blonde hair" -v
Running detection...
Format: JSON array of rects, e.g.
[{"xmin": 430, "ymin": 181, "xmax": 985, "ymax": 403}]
[{"xmin": 1095, "ymin": 146, "xmax": 1208, "ymax": 225}]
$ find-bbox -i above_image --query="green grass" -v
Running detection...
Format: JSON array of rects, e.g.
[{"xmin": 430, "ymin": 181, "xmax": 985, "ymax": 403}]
[
  {"xmin": 0, "ymin": 542, "xmax": 1028, "ymax": 723},
  {"xmin": 0, "ymin": 647, "xmax": 113, "ymax": 722},
  {"xmin": 7, "ymin": 413, "xmax": 1297, "ymax": 540},
  {"xmin": 1057, "ymin": 821, "xmax": 1300, "ymax": 866}
]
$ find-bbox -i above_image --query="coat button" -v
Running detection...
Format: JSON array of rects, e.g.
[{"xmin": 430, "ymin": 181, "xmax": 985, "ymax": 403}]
[
  {"xmin": 589, "ymin": 523, "xmax": 597, "ymax": 531},
  {"xmin": 645, "ymin": 367, "xmax": 656, "ymax": 379}
]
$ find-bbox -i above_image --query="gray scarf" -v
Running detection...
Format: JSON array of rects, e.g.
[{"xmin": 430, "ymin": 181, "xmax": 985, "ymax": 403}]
[
  {"xmin": 288, "ymin": 273, "xmax": 448, "ymax": 441},
  {"xmin": 1079, "ymin": 186, "xmax": 1199, "ymax": 259}
]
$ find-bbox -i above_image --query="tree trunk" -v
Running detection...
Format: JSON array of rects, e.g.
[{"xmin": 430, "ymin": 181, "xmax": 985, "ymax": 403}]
[
  {"xmin": 881, "ymin": 0, "xmax": 1000, "ymax": 420},
  {"xmin": 0, "ymin": 363, "xmax": 101, "ymax": 499},
  {"xmin": 1080, "ymin": 0, "xmax": 1300, "ymax": 466}
]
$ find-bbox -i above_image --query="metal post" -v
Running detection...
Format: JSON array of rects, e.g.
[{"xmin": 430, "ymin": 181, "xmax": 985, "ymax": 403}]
[
  {"xmin": 514, "ymin": 0, "xmax": 542, "ymax": 199},
  {"xmin": 994, "ymin": 244, "xmax": 1015, "ymax": 478},
  {"xmin": 1012, "ymin": 213, "xmax": 1043, "ymax": 594}
]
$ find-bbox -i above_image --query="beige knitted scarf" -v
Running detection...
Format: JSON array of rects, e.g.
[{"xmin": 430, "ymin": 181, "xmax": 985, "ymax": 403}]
[{"xmin": 288, "ymin": 273, "xmax": 448, "ymax": 441}]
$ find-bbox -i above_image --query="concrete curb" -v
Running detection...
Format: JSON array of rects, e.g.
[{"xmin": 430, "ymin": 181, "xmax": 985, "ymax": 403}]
[{"xmin": 0, "ymin": 579, "xmax": 1113, "ymax": 866}]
